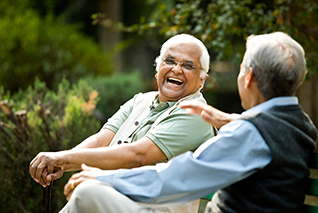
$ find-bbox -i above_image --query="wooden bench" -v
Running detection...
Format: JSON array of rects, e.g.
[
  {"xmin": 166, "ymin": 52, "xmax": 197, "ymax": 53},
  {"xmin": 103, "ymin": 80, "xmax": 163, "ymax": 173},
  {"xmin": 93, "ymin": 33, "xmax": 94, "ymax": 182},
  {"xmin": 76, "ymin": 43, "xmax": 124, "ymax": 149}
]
[
  {"xmin": 199, "ymin": 152, "xmax": 318, "ymax": 213},
  {"xmin": 303, "ymin": 152, "xmax": 318, "ymax": 212}
]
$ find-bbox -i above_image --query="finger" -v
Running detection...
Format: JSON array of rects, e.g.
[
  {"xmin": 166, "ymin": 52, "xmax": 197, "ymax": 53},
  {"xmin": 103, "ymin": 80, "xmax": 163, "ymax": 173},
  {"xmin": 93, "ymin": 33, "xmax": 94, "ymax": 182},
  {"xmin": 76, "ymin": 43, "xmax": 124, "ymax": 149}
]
[
  {"xmin": 35, "ymin": 162, "xmax": 47, "ymax": 184},
  {"xmin": 81, "ymin": 163, "xmax": 88, "ymax": 170},
  {"xmin": 64, "ymin": 177, "xmax": 77, "ymax": 196},
  {"xmin": 41, "ymin": 169, "xmax": 50, "ymax": 187},
  {"xmin": 179, "ymin": 101, "xmax": 200, "ymax": 109},
  {"xmin": 64, "ymin": 179, "xmax": 72, "ymax": 196},
  {"xmin": 81, "ymin": 163, "xmax": 93, "ymax": 171},
  {"xmin": 47, "ymin": 161, "xmax": 55, "ymax": 174},
  {"xmin": 179, "ymin": 102, "xmax": 205, "ymax": 115},
  {"xmin": 64, "ymin": 172, "xmax": 80, "ymax": 196},
  {"xmin": 184, "ymin": 108, "xmax": 199, "ymax": 115},
  {"xmin": 66, "ymin": 190, "xmax": 74, "ymax": 201},
  {"xmin": 29, "ymin": 156, "xmax": 40, "ymax": 181},
  {"xmin": 47, "ymin": 169, "xmax": 64, "ymax": 182},
  {"xmin": 201, "ymin": 110, "xmax": 214, "ymax": 124},
  {"xmin": 37, "ymin": 168, "xmax": 49, "ymax": 187}
]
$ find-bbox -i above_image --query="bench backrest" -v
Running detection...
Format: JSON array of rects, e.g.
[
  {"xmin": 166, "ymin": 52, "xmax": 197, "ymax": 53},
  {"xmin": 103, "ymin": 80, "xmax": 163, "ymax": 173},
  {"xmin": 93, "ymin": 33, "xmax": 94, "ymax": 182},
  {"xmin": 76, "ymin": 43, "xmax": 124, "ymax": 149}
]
[{"xmin": 303, "ymin": 152, "xmax": 318, "ymax": 212}]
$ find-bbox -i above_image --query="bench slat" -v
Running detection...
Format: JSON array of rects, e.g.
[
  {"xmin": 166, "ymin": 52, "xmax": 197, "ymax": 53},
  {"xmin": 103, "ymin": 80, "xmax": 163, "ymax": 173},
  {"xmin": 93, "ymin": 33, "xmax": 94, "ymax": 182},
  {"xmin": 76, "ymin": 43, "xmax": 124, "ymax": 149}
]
[
  {"xmin": 306, "ymin": 178, "xmax": 318, "ymax": 196},
  {"xmin": 309, "ymin": 153, "xmax": 318, "ymax": 169},
  {"xmin": 302, "ymin": 204, "xmax": 318, "ymax": 213}
]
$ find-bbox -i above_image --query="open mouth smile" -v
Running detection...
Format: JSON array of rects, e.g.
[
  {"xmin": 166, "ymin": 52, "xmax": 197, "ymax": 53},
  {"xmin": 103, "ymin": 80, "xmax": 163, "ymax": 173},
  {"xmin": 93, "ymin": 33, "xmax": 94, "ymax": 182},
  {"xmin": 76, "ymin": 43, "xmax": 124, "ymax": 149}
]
[{"xmin": 167, "ymin": 77, "xmax": 183, "ymax": 86}]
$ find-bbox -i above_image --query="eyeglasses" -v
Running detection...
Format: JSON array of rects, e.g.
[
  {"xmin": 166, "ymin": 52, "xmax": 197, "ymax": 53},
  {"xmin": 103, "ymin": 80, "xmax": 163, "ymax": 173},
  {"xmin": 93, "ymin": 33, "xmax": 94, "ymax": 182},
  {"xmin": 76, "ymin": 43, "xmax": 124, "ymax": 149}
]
[{"xmin": 162, "ymin": 58, "xmax": 203, "ymax": 71}]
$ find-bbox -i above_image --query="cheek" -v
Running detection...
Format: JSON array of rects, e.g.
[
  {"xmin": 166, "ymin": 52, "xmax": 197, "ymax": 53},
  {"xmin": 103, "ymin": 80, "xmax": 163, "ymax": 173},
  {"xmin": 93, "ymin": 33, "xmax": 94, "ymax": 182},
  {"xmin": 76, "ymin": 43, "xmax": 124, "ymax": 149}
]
[{"xmin": 187, "ymin": 73, "xmax": 201, "ymax": 89}]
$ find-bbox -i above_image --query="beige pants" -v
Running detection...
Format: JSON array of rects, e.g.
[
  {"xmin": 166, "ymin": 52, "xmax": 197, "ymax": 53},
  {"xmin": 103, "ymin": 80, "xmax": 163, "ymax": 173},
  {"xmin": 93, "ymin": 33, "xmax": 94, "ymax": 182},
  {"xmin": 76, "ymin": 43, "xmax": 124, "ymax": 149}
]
[{"xmin": 59, "ymin": 180, "xmax": 199, "ymax": 213}]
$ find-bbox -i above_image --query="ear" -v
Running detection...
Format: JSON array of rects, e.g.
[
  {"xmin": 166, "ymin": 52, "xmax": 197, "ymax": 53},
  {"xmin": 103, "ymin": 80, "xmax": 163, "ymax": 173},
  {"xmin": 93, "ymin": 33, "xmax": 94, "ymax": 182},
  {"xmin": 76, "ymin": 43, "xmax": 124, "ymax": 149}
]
[
  {"xmin": 245, "ymin": 67, "xmax": 254, "ymax": 88},
  {"xmin": 155, "ymin": 74, "xmax": 158, "ymax": 78},
  {"xmin": 200, "ymin": 74, "xmax": 207, "ymax": 88}
]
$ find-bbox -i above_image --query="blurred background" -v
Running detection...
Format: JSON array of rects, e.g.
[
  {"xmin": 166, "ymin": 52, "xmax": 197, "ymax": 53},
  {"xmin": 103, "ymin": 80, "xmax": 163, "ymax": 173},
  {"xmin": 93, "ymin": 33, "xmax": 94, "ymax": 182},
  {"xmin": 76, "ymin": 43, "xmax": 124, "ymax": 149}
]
[{"xmin": 0, "ymin": 0, "xmax": 317, "ymax": 212}]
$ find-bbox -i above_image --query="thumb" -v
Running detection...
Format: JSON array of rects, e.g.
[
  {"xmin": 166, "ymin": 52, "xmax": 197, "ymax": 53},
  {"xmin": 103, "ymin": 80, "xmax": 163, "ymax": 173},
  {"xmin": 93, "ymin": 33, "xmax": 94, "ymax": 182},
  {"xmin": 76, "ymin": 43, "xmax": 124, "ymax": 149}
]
[
  {"xmin": 201, "ymin": 110, "xmax": 213, "ymax": 124},
  {"xmin": 81, "ymin": 163, "xmax": 90, "ymax": 171},
  {"xmin": 47, "ymin": 169, "xmax": 63, "ymax": 181}
]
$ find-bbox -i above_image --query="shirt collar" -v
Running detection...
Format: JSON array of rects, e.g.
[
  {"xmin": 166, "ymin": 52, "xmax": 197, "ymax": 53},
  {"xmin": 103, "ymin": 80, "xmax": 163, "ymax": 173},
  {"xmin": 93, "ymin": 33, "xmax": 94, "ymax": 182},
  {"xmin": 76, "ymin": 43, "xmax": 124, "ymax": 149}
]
[
  {"xmin": 152, "ymin": 95, "xmax": 176, "ymax": 108},
  {"xmin": 241, "ymin": 96, "xmax": 299, "ymax": 116}
]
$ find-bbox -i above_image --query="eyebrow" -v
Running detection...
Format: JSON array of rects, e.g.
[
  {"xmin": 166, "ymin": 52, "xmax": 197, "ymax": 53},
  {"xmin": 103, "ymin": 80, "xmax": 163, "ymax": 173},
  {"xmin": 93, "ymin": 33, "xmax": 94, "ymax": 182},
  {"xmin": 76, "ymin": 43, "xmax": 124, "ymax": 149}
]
[
  {"xmin": 165, "ymin": 55, "xmax": 195, "ymax": 65},
  {"xmin": 165, "ymin": 55, "xmax": 174, "ymax": 59}
]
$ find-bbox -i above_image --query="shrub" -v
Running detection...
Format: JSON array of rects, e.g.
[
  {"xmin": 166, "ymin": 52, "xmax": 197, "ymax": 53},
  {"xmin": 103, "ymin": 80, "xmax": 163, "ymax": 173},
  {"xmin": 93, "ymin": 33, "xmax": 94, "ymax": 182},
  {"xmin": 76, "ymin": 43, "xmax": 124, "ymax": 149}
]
[
  {"xmin": 84, "ymin": 71, "xmax": 147, "ymax": 123},
  {"xmin": 0, "ymin": 78, "xmax": 101, "ymax": 213},
  {"xmin": 0, "ymin": 0, "xmax": 112, "ymax": 93}
]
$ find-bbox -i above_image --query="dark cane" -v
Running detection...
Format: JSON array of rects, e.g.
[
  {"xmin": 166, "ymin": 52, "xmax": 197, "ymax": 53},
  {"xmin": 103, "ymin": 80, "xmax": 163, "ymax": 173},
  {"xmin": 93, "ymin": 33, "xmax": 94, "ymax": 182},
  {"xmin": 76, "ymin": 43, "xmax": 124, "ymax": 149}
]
[{"xmin": 42, "ymin": 181, "xmax": 53, "ymax": 213}]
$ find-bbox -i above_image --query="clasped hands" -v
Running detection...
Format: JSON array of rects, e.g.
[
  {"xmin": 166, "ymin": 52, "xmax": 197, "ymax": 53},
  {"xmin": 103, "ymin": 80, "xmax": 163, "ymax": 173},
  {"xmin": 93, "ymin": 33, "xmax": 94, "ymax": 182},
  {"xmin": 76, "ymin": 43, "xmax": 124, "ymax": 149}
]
[{"xmin": 29, "ymin": 151, "xmax": 66, "ymax": 187}]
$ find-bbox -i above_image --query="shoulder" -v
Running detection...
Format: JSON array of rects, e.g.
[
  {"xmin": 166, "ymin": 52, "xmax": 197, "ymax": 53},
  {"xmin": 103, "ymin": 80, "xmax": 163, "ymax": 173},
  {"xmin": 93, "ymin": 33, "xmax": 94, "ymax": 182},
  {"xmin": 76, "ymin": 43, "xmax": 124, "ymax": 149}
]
[{"xmin": 219, "ymin": 119, "xmax": 260, "ymax": 138}]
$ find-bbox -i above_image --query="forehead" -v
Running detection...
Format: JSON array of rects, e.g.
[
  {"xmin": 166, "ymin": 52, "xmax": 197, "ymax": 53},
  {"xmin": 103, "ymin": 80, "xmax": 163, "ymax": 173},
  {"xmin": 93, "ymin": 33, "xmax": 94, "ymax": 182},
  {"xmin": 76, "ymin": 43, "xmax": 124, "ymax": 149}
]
[{"xmin": 163, "ymin": 43, "xmax": 201, "ymax": 62}]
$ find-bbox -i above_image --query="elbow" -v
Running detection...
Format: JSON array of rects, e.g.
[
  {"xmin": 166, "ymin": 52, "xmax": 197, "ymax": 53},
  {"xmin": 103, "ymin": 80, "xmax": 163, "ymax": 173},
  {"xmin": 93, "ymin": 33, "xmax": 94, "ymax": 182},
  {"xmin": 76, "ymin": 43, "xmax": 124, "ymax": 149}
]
[
  {"xmin": 127, "ymin": 146, "xmax": 149, "ymax": 168},
  {"xmin": 135, "ymin": 153, "xmax": 148, "ymax": 167}
]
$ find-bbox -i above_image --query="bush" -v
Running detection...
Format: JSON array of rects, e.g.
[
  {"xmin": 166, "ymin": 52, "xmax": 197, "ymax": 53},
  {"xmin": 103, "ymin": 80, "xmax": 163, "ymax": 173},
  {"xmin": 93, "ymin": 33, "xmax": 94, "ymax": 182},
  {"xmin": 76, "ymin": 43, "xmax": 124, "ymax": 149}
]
[
  {"xmin": 0, "ymin": 0, "xmax": 112, "ymax": 93},
  {"xmin": 85, "ymin": 71, "xmax": 147, "ymax": 123},
  {"xmin": 0, "ymin": 78, "xmax": 101, "ymax": 213}
]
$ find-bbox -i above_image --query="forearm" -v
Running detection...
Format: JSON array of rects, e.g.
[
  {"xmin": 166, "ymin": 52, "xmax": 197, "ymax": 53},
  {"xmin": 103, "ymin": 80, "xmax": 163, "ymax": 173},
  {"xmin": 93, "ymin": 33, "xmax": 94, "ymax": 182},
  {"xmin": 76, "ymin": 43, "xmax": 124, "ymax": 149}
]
[
  {"xmin": 63, "ymin": 137, "xmax": 166, "ymax": 171},
  {"xmin": 62, "ymin": 146, "xmax": 142, "ymax": 171},
  {"xmin": 73, "ymin": 128, "xmax": 115, "ymax": 149}
]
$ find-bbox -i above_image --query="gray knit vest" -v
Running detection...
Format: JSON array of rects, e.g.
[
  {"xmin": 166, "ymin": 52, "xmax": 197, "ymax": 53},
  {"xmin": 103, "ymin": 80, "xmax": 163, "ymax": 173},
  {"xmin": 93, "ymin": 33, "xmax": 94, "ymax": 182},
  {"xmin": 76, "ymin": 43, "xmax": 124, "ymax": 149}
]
[{"xmin": 211, "ymin": 104, "xmax": 317, "ymax": 213}]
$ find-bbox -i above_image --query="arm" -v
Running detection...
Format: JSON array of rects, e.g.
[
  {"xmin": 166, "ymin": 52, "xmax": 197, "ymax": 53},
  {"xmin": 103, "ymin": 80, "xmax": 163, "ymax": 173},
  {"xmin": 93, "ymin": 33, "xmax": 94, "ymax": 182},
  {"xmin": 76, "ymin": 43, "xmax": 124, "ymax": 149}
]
[
  {"xmin": 94, "ymin": 120, "xmax": 272, "ymax": 204},
  {"xmin": 179, "ymin": 101, "xmax": 237, "ymax": 129},
  {"xmin": 30, "ymin": 135, "xmax": 166, "ymax": 187},
  {"xmin": 72, "ymin": 128, "xmax": 115, "ymax": 149}
]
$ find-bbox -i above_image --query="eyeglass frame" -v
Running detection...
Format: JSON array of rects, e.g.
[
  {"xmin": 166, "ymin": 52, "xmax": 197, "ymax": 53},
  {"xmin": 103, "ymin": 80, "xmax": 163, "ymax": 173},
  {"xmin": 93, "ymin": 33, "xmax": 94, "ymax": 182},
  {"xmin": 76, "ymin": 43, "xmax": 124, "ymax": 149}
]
[{"xmin": 161, "ymin": 56, "xmax": 204, "ymax": 71}]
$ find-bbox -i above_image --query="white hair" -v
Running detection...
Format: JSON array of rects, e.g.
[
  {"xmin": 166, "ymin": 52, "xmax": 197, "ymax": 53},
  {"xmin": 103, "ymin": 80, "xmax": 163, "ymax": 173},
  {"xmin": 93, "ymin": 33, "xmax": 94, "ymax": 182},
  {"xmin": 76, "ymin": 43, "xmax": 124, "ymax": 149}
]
[
  {"xmin": 155, "ymin": 34, "xmax": 210, "ymax": 79},
  {"xmin": 243, "ymin": 32, "xmax": 307, "ymax": 99}
]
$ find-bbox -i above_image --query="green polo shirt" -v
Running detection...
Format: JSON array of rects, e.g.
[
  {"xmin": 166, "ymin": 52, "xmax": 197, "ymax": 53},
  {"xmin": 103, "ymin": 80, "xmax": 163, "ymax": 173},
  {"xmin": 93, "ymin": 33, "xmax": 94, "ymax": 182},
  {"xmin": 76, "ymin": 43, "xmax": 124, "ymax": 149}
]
[{"xmin": 103, "ymin": 95, "xmax": 213, "ymax": 160}]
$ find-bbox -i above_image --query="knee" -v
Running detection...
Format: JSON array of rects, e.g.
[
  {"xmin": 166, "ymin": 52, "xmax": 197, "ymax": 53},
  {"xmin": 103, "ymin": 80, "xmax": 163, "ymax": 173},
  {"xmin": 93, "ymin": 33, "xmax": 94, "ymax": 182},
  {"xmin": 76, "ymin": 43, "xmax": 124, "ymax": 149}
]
[{"xmin": 70, "ymin": 180, "xmax": 102, "ymax": 211}]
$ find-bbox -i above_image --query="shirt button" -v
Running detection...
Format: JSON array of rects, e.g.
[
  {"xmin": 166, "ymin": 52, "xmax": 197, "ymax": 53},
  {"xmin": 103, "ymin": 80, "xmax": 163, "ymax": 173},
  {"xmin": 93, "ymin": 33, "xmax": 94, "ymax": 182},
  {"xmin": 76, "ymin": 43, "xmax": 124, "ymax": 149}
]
[
  {"xmin": 134, "ymin": 121, "xmax": 139, "ymax": 126},
  {"xmin": 117, "ymin": 140, "xmax": 122, "ymax": 144}
]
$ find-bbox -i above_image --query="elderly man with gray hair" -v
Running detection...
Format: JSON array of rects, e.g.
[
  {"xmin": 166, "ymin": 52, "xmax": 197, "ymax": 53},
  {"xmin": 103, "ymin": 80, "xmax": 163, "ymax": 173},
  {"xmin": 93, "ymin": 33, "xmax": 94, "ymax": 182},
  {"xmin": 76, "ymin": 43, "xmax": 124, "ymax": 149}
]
[
  {"xmin": 30, "ymin": 34, "xmax": 215, "ymax": 213},
  {"xmin": 62, "ymin": 32, "xmax": 317, "ymax": 213}
]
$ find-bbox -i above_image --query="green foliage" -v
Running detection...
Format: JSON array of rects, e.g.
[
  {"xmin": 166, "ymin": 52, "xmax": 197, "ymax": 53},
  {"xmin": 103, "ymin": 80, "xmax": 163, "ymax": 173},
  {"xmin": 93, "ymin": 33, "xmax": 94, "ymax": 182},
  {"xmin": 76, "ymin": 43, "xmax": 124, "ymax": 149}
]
[
  {"xmin": 0, "ymin": 72, "xmax": 147, "ymax": 212},
  {"xmin": 94, "ymin": 0, "xmax": 318, "ymax": 73},
  {"xmin": 0, "ymin": 0, "xmax": 112, "ymax": 93},
  {"xmin": 85, "ymin": 71, "xmax": 147, "ymax": 122},
  {"xmin": 0, "ymin": 78, "xmax": 101, "ymax": 212}
]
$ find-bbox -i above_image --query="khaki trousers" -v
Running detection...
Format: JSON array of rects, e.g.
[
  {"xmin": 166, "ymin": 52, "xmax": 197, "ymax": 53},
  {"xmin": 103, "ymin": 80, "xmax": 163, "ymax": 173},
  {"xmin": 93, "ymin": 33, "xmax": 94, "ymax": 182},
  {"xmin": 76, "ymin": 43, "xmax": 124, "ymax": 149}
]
[
  {"xmin": 59, "ymin": 180, "xmax": 199, "ymax": 213},
  {"xmin": 59, "ymin": 180, "xmax": 155, "ymax": 213}
]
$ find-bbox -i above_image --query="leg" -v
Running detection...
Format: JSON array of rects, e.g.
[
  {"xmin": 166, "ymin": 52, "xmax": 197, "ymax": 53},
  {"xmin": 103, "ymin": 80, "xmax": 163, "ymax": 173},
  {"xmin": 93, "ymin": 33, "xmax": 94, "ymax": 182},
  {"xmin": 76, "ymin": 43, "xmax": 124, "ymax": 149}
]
[{"xmin": 59, "ymin": 179, "xmax": 155, "ymax": 213}]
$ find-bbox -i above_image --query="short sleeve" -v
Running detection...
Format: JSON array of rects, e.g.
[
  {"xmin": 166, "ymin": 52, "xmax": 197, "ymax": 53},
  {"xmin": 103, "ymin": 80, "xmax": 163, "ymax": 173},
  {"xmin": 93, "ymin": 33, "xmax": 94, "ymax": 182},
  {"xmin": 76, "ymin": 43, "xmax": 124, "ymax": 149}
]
[
  {"xmin": 102, "ymin": 95, "xmax": 136, "ymax": 133},
  {"xmin": 146, "ymin": 107, "xmax": 214, "ymax": 159}
]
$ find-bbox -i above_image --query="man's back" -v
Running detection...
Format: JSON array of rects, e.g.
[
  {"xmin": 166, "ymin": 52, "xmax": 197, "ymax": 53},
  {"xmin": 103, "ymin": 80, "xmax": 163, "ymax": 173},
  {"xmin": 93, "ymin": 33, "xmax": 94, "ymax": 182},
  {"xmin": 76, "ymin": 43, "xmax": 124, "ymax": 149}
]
[{"xmin": 211, "ymin": 104, "xmax": 317, "ymax": 213}]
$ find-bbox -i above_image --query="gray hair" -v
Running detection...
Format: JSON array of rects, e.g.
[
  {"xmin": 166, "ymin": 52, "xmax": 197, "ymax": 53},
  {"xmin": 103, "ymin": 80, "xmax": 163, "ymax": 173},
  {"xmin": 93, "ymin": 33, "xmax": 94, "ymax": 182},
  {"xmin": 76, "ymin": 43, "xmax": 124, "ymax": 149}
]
[
  {"xmin": 155, "ymin": 34, "xmax": 210, "ymax": 80},
  {"xmin": 243, "ymin": 32, "xmax": 307, "ymax": 99}
]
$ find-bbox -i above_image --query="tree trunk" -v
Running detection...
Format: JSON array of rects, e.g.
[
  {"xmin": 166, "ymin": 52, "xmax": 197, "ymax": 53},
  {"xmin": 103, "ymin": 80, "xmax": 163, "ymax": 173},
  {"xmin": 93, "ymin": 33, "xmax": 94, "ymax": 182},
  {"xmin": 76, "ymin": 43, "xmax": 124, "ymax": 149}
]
[{"xmin": 297, "ymin": 73, "xmax": 318, "ymax": 128}]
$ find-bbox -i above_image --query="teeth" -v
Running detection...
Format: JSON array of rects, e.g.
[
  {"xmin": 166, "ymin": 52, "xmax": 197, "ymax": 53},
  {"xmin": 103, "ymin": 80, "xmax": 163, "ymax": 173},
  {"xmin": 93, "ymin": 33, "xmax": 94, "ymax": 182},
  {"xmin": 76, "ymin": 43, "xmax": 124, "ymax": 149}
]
[{"xmin": 168, "ymin": 78, "xmax": 183, "ymax": 83}]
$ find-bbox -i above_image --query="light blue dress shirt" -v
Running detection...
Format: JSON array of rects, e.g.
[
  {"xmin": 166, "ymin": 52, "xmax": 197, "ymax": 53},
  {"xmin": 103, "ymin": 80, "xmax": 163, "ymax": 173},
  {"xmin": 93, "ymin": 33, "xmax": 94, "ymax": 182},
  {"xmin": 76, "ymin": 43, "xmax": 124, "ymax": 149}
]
[{"xmin": 96, "ymin": 97, "xmax": 299, "ymax": 205}]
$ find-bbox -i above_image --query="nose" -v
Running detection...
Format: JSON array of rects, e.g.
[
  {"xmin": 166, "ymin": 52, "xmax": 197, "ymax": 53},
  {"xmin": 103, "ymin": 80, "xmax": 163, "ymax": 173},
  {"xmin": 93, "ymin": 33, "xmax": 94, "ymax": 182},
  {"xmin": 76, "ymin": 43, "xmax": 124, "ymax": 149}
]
[{"xmin": 171, "ymin": 62, "xmax": 183, "ymax": 74}]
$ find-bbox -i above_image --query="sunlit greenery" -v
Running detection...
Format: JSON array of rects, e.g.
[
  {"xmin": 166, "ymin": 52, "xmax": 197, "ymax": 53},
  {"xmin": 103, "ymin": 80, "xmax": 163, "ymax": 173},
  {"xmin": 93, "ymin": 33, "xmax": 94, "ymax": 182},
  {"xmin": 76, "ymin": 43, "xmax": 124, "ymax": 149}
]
[
  {"xmin": 0, "ymin": 0, "xmax": 112, "ymax": 92},
  {"xmin": 94, "ymin": 0, "xmax": 318, "ymax": 74}
]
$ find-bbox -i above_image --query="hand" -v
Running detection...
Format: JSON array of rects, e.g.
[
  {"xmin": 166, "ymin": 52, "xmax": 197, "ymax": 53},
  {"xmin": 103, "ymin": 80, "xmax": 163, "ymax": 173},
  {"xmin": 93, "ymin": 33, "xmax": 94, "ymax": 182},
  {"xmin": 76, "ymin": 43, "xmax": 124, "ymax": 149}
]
[
  {"xmin": 29, "ymin": 151, "xmax": 65, "ymax": 187},
  {"xmin": 64, "ymin": 164, "xmax": 100, "ymax": 201},
  {"xmin": 179, "ymin": 101, "xmax": 234, "ymax": 129}
]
